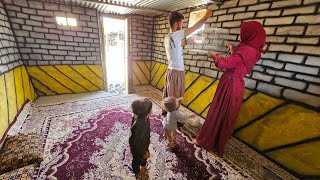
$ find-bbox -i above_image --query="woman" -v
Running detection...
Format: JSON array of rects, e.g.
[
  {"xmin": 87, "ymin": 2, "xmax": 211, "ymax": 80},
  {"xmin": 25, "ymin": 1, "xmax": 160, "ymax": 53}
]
[{"xmin": 193, "ymin": 21, "xmax": 266, "ymax": 157}]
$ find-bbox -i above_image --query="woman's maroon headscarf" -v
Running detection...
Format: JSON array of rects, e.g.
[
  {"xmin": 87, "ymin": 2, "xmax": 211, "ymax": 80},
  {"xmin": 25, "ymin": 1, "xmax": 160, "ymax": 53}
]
[{"xmin": 236, "ymin": 21, "xmax": 266, "ymax": 74}]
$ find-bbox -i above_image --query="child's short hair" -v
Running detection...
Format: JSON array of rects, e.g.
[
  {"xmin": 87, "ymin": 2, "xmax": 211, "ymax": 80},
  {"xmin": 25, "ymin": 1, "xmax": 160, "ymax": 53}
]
[
  {"xmin": 162, "ymin": 97, "xmax": 176, "ymax": 112},
  {"xmin": 168, "ymin": 11, "xmax": 184, "ymax": 28},
  {"xmin": 131, "ymin": 98, "xmax": 152, "ymax": 118}
]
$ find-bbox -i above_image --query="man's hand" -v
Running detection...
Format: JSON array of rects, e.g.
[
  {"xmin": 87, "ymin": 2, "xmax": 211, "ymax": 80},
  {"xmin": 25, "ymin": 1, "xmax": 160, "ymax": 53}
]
[
  {"xmin": 181, "ymin": 39, "xmax": 186, "ymax": 47},
  {"xmin": 205, "ymin": 9, "xmax": 213, "ymax": 19}
]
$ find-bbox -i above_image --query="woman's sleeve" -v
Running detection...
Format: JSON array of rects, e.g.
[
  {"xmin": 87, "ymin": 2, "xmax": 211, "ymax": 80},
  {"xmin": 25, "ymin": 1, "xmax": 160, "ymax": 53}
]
[{"xmin": 213, "ymin": 53, "xmax": 242, "ymax": 69}]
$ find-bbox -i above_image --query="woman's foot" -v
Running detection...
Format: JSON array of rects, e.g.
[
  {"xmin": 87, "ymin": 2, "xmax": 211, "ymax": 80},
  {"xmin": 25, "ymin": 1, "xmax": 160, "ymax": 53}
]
[{"xmin": 192, "ymin": 139, "xmax": 200, "ymax": 146}]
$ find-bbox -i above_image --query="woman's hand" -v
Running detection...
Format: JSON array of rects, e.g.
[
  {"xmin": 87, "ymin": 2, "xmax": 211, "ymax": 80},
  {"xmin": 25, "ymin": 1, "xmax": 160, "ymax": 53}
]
[
  {"xmin": 226, "ymin": 44, "xmax": 234, "ymax": 54},
  {"xmin": 207, "ymin": 51, "xmax": 215, "ymax": 59}
]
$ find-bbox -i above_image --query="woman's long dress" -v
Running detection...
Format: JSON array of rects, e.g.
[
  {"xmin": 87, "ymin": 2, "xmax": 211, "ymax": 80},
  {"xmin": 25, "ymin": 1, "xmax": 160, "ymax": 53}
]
[{"xmin": 195, "ymin": 50, "xmax": 252, "ymax": 157}]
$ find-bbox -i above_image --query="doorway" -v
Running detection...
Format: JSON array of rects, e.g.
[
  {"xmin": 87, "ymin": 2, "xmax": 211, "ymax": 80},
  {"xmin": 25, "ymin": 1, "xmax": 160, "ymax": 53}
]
[{"xmin": 103, "ymin": 17, "xmax": 128, "ymax": 93}]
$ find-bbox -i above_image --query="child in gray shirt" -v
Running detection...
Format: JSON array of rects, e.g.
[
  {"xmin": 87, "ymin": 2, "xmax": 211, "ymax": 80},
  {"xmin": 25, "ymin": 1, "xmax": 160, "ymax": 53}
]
[{"xmin": 162, "ymin": 97, "xmax": 197, "ymax": 148}]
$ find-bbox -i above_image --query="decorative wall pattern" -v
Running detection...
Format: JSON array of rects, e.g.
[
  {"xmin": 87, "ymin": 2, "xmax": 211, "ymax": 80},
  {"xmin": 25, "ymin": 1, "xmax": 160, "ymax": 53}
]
[
  {"xmin": 3, "ymin": 0, "xmax": 101, "ymax": 66},
  {"xmin": 0, "ymin": 2, "xmax": 35, "ymax": 143},
  {"xmin": 27, "ymin": 65, "xmax": 104, "ymax": 96},
  {"xmin": 3, "ymin": 0, "xmax": 105, "ymax": 95}
]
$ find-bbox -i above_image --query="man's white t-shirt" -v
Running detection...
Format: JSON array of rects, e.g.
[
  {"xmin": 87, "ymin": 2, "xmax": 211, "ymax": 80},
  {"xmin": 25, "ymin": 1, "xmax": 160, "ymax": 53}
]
[{"xmin": 164, "ymin": 30, "xmax": 185, "ymax": 71}]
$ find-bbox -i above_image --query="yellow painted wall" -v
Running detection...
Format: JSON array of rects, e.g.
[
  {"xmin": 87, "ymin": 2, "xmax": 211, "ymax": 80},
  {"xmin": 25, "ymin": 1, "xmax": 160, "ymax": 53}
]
[
  {"xmin": 26, "ymin": 65, "xmax": 105, "ymax": 96},
  {"xmin": 149, "ymin": 61, "xmax": 320, "ymax": 177},
  {"xmin": 133, "ymin": 61, "xmax": 152, "ymax": 85},
  {"xmin": 0, "ymin": 66, "xmax": 36, "ymax": 142}
]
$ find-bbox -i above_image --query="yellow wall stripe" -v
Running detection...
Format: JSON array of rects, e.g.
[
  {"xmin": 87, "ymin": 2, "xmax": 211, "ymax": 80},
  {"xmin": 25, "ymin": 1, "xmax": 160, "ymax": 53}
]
[
  {"xmin": 151, "ymin": 64, "xmax": 166, "ymax": 87},
  {"xmin": 55, "ymin": 65, "xmax": 99, "ymax": 92},
  {"xmin": 87, "ymin": 65, "xmax": 104, "ymax": 79},
  {"xmin": 185, "ymin": 71, "xmax": 200, "ymax": 90},
  {"xmin": 234, "ymin": 93, "xmax": 284, "ymax": 130},
  {"xmin": 145, "ymin": 61, "xmax": 152, "ymax": 72},
  {"xmin": 267, "ymin": 141, "xmax": 320, "ymax": 176},
  {"xmin": 31, "ymin": 78, "xmax": 57, "ymax": 96},
  {"xmin": 28, "ymin": 66, "xmax": 72, "ymax": 94},
  {"xmin": 22, "ymin": 66, "xmax": 34, "ymax": 101},
  {"xmin": 133, "ymin": 62, "xmax": 149, "ymax": 84},
  {"xmin": 5, "ymin": 71, "xmax": 17, "ymax": 124},
  {"xmin": 236, "ymin": 104, "xmax": 320, "ymax": 151},
  {"xmin": 72, "ymin": 66, "xmax": 104, "ymax": 90},
  {"xmin": 133, "ymin": 73, "xmax": 141, "ymax": 85},
  {"xmin": 137, "ymin": 61, "xmax": 151, "ymax": 81},
  {"xmin": 188, "ymin": 80, "xmax": 219, "ymax": 114},
  {"xmin": 151, "ymin": 62, "xmax": 161, "ymax": 80},
  {"xmin": 39, "ymin": 66, "xmax": 87, "ymax": 93},
  {"xmin": 181, "ymin": 76, "xmax": 212, "ymax": 106},
  {"xmin": 14, "ymin": 67, "xmax": 25, "ymax": 109},
  {"xmin": 0, "ymin": 75, "xmax": 8, "ymax": 139}
]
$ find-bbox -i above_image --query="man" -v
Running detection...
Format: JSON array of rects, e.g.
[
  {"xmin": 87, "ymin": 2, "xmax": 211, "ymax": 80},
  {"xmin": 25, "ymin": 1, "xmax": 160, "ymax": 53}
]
[{"xmin": 162, "ymin": 8, "xmax": 212, "ymax": 117}]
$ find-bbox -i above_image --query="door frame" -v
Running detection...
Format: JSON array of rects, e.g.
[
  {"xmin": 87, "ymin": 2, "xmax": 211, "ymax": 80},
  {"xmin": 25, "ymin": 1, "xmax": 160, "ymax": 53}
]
[{"xmin": 99, "ymin": 13, "xmax": 129, "ymax": 92}]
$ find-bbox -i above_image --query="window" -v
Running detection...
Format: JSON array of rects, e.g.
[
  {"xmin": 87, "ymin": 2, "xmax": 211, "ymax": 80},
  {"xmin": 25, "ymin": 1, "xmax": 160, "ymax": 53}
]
[
  {"xmin": 187, "ymin": 9, "xmax": 206, "ymax": 44},
  {"xmin": 56, "ymin": 17, "xmax": 77, "ymax": 26}
]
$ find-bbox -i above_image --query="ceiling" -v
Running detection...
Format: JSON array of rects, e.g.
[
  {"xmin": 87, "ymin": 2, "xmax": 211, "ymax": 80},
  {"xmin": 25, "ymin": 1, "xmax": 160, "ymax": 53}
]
[{"xmin": 43, "ymin": 0, "xmax": 224, "ymax": 16}]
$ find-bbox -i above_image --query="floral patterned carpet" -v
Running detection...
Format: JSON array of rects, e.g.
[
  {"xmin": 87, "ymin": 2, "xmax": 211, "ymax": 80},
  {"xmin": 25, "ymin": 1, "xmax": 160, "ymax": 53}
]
[{"xmin": 8, "ymin": 87, "xmax": 296, "ymax": 179}]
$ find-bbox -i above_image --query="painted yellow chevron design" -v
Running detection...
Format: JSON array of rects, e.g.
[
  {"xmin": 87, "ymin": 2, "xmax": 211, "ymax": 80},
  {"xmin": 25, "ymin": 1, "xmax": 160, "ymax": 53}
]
[
  {"xmin": 39, "ymin": 66, "xmax": 87, "ymax": 93},
  {"xmin": 145, "ymin": 61, "xmax": 152, "ymax": 74},
  {"xmin": 136, "ymin": 61, "xmax": 151, "ymax": 82},
  {"xmin": 0, "ymin": 66, "xmax": 36, "ymax": 142},
  {"xmin": 151, "ymin": 64, "xmax": 167, "ymax": 87},
  {"xmin": 87, "ymin": 65, "xmax": 104, "ymax": 79},
  {"xmin": 31, "ymin": 78, "xmax": 56, "ymax": 96},
  {"xmin": 133, "ymin": 73, "xmax": 140, "ymax": 85},
  {"xmin": 133, "ymin": 61, "xmax": 149, "ymax": 84},
  {"xmin": 181, "ymin": 76, "xmax": 212, "ymax": 106},
  {"xmin": 21, "ymin": 66, "xmax": 34, "ymax": 101},
  {"xmin": 188, "ymin": 80, "xmax": 219, "ymax": 114},
  {"xmin": 0, "ymin": 75, "xmax": 8, "ymax": 140},
  {"xmin": 234, "ymin": 93, "xmax": 284, "ymax": 130},
  {"xmin": 243, "ymin": 89, "xmax": 254, "ymax": 100},
  {"xmin": 28, "ymin": 66, "xmax": 72, "ymax": 94},
  {"xmin": 201, "ymin": 106, "xmax": 210, "ymax": 118},
  {"xmin": 236, "ymin": 104, "xmax": 320, "ymax": 151},
  {"xmin": 14, "ymin": 67, "xmax": 25, "ymax": 109},
  {"xmin": 5, "ymin": 71, "xmax": 17, "ymax": 124},
  {"xmin": 151, "ymin": 62, "xmax": 161, "ymax": 80},
  {"xmin": 27, "ymin": 65, "xmax": 104, "ymax": 96},
  {"xmin": 55, "ymin": 65, "xmax": 99, "ymax": 92},
  {"xmin": 267, "ymin": 141, "xmax": 320, "ymax": 176},
  {"xmin": 72, "ymin": 66, "xmax": 104, "ymax": 90},
  {"xmin": 185, "ymin": 72, "xmax": 200, "ymax": 90},
  {"xmin": 156, "ymin": 72, "xmax": 166, "ymax": 90}
]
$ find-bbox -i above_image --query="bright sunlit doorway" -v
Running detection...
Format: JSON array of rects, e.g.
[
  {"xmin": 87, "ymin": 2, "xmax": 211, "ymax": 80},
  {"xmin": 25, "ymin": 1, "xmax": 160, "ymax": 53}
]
[{"xmin": 103, "ymin": 17, "xmax": 128, "ymax": 93}]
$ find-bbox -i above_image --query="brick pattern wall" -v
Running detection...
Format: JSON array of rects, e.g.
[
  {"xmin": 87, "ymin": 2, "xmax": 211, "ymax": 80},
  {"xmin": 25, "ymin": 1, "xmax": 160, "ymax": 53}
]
[
  {"xmin": 127, "ymin": 15, "xmax": 154, "ymax": 91},
  {"xmin": 3, "ymin": 0, "xmax": 101, "ymax": 66},
  {"xmin": 128, "ymin": 15, "xmax": 154, "ymax": 61},
  {"xmin": 152, "ymin": 0, "xmax": 320, "ymax": 107},
  {"xmin": 0, "ymin": 2, "xmax": 23, "ymax": 74}
]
